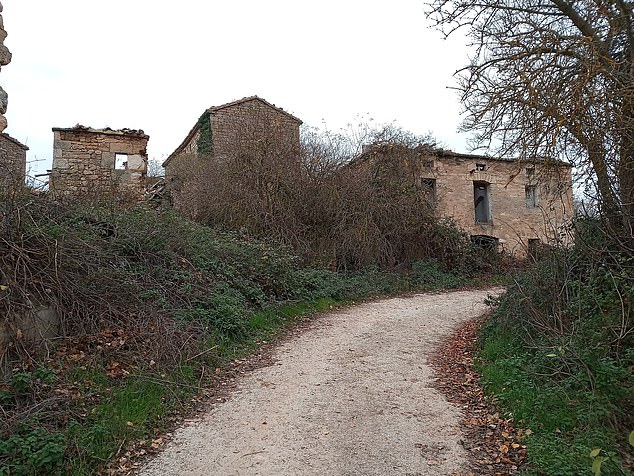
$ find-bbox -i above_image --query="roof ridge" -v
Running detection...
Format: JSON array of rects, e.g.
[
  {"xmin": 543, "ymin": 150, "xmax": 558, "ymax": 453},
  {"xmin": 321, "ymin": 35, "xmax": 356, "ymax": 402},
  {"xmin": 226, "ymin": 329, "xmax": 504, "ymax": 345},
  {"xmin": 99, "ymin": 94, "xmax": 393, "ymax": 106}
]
[
  {"xmin": 206, "ymin": 96, "xmax": 302, "ymax": 124},
  {"xmin": 1, "ymin": 132, "xmax": 29, "ymax": 150}
]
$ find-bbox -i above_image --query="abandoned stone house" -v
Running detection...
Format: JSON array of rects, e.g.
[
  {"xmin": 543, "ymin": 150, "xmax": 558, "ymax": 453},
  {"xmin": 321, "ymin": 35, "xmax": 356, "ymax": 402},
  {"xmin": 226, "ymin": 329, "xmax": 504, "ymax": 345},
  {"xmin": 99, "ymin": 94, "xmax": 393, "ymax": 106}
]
[
  {"xmin": 50, "ymin": 126, "xmax": 149, "ymax": 202},
  {"xmin": 162, "ymin": 96, "xmax": 302, "ymax": 180},
  {"xmin": 0, "ymin": 132, "xmax": 28, "ymax": 189},
  {"xmin": 356, "ymin": 144, "xmax": 574, "ymax": 255}
]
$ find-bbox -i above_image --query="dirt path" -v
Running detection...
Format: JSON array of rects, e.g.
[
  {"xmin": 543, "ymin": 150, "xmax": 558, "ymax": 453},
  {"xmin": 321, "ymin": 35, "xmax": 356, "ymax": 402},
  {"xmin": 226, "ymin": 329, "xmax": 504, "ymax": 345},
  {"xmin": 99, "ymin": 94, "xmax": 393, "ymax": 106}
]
[{"xmin": 139, "ymin": 288, "xmax": 501, "ymax": 476}]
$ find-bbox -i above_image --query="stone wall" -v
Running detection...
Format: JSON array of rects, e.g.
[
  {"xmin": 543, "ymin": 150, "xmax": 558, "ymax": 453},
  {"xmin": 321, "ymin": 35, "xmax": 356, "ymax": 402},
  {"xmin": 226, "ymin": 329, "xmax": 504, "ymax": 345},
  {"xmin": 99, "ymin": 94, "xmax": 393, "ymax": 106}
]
[
  {"xmin": 164, "ymin": 96, "xmax": 301, "ymax": 181},
  {"xmin": 0, "ymin": 132, "xmax": 28, "ymax": 189},
  {"xmin": 0, "ymin": 2, "xmax": 12, "ymax": 133},
  {"xmin": 355, "ymin": 146, "xmax": 574, "ymax": 255},
  {"xmin": 209, "ymin": 98, "xmax": 301, "ymax": 160},
  {"xmin": 426, "ymin": 151, "xmax": 573, "ymax": 254},
  {"xmin": 51, "ymin": 126, "xmax": 149, "ymax": 202}
]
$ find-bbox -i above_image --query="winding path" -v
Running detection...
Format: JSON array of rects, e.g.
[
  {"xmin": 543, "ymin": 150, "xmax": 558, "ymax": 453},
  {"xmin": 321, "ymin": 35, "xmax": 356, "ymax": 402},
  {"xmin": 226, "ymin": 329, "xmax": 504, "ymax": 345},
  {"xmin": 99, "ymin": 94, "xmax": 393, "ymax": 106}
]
[{"xmin": 139, "ymin": 288, "xmax": 500, "ymax": 476}]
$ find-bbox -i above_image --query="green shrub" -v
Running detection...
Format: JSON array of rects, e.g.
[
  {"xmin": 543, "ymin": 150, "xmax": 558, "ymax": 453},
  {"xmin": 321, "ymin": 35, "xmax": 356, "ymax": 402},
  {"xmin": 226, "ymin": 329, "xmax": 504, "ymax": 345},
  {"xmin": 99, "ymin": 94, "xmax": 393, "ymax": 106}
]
[
  {"xmin": 411, "ymin": 259, "xmax": 463, "ymax": 289},
  {"xmin": 478, "ymin": 218, "xmax": 633, "ymax": 474},
  {"xmin": 0, "ymin": 426, "xmax": 66, "ymax": 475}
]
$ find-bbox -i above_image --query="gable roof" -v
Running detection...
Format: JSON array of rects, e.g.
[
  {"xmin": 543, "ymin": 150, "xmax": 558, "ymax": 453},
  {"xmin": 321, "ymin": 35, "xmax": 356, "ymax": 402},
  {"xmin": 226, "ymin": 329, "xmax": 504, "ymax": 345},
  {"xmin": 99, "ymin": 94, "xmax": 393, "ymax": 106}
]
[
  {"xmin": 1, "ymin": 132, "xmax": 29, "ymax": 151},
  {"xmin": 207, "ymin": 96, "xmax": 302, "ymax": 124},
  {"xmin": 163, "ymin": 96, "xmax": 302, "ymax": 167}
]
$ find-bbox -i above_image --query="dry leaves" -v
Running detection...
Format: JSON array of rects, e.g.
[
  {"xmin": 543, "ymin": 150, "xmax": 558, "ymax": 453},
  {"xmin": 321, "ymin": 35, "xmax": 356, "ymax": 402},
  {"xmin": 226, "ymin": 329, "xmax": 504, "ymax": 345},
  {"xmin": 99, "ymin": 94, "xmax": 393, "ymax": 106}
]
[{"xmin": 430, "ymin": 316, "xmax": 527, "ymax": 475}]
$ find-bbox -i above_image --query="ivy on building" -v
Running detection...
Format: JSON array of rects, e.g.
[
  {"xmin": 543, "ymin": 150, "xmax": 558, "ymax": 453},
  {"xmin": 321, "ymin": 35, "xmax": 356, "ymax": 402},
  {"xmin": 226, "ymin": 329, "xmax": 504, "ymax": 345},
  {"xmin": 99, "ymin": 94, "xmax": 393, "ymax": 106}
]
[{"xmin": 196, "ymin": 111, "xmax": 213, "ymax": 155}]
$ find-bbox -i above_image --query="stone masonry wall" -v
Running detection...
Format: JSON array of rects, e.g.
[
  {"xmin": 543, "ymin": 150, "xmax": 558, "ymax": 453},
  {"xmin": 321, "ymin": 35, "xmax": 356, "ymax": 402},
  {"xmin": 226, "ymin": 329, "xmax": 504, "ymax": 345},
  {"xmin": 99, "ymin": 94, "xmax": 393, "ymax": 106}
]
[
  {"xmin": 0, "ymin": 132, "xmax": 28, "ymax": 188},
  {"xmin": 164, "ymin": 97, "xmax": 301, "ymax": 185},
  {"xmin": 0, "ymin": 2, "xmax": 12, "ymax": 133},
  {"xmin": 51, "ymin": 127, "xmax": 149, "ymax": 202},
  {"xmin": 424, "ymin": 152, "xmax": 574, "ymax": 254},
  {"xmin": 209, "ymin": 100, "xmax": 301, "ymax": 160}
]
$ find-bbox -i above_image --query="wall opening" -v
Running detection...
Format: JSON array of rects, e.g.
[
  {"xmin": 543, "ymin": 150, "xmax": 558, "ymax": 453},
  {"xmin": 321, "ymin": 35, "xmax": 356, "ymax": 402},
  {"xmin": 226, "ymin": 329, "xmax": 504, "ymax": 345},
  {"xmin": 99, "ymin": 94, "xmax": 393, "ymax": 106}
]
[
  {"xmin": 476, "ymin": 162, "xmax": 487, "ymax": 171},
  {"xmin": 114, "ymin": 153, "xmax": 128, "ymax": 170},
  {"xmin": 525, "ymin": 185, "xmax": 538, "ymax": 208},
  {"xmin": 471, "ymin": 234, "xmax": 499, "ymax": 250},
  {"xmin": 421, "ymin": 178, "xmax": 436, "ymax": 205},
  {"xmin": 474, "ymin": 181, "xmax": 491, "ymax": 223}
]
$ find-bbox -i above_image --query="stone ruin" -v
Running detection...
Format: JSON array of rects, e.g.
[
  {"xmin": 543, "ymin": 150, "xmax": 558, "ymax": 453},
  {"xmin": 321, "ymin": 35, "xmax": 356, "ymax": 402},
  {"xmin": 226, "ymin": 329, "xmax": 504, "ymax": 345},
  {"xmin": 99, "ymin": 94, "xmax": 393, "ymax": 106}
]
[
  {"xmin": 0, "ymin": 2, "xmax": 10, "ymax": 132},
  {"xmin": 50, "ymin": 125, "xmax": 149, "ymax": 202}
]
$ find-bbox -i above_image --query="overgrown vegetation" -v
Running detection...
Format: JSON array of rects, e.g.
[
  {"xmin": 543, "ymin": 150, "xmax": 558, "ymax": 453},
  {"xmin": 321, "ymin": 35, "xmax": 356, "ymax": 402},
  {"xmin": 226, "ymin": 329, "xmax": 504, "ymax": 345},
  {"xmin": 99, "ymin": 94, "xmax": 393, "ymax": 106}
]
[
  {"xmin": 170, "ymin": 121, "xmax": 502, "ymax": 271},
  {"xmin": 477, "ymin": 220, "xmax": 633, "ymax": 475},
  {"xmin": 0, "ymin": 186, "xmax": 497, "ymax": 474}
]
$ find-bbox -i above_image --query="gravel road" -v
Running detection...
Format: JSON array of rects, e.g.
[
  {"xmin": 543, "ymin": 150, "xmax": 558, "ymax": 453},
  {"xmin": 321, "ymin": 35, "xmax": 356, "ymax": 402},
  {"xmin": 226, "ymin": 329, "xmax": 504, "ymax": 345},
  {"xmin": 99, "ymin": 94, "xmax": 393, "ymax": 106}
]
[{"xmin": 139, "ymin": 288, "xmax": 500, "ymax": 476}]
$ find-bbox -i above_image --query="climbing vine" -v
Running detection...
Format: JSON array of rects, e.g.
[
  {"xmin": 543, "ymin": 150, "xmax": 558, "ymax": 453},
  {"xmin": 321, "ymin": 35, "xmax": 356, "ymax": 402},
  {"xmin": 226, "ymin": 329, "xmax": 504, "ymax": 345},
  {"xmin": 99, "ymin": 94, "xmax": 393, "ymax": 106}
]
[{"xmin": 196, "ymin": 111, "xmax": 213, "ymax": 155}]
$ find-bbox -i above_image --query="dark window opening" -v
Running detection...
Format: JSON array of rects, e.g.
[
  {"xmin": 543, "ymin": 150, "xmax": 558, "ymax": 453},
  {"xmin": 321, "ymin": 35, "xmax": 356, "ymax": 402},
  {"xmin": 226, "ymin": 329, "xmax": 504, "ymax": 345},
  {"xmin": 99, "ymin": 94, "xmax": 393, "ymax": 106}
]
[
  {"xmin": 526, "ymin": 166, "xmax": 535, "ymax": 178},
  {"xmin": 422, "ymin": 160, "xmax": 434, "ymax": 169},
  {"xmin": 471, "ymin": 234, "xmax": 499, "ymax": 250},
  {"xmin": 421, "ymin": 178, "xmax": 436, "ymax": 205},
  {"xmin": 114, "ymin": 153, "xmax": 128, "ymax": 170},
  {"xmin": 474, "ymin": 181, "xmax": 491, "ymax": 223},
  {"xmin": 526, "ymin": 185, "xmax": 538, "ymax": 208},
  {"xmin": 476, "ymin": 163, "xmax": 487, "ymax": 171}
]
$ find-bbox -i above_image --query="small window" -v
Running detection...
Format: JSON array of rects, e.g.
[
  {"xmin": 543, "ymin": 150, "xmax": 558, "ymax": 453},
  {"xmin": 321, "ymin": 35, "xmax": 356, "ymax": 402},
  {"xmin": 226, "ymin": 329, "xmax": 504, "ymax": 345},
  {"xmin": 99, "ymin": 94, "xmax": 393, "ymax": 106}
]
[
  {"xmin": 526, "ymin": 166, "xmax": 535, "ymax": 178},
  {"xmin": 474, "ymin": 181, "xmax": 491, "ymax": 223},
  {"xmin": 476, "ymin": 163, "xmax": 487, "ymax": 171},
  {"xmin": 526, "ymin": 185, "xmax": 538, "ymax": 208},
  {"xmin": 114, "ymin": 153, "xmax": 128, "ymax": 170},
  {"xmin": 421, "ymin": 178, "xmax": 436, "ymax": 205},
  {"xmin": 422, "ymin": 160, "xmax": 434, "ymax": 169}
]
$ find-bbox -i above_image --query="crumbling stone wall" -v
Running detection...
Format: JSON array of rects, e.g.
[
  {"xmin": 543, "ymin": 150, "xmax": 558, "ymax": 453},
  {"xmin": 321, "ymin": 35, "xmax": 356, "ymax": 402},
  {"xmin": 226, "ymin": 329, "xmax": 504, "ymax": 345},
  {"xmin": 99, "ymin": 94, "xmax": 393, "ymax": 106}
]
[
  {"xmin": 427, "ymin": 150, "xmax": 574, "ymax": 254},
  {"xmin": 356, "ymin": 146, "xmax": 574, "ymax": 255},
  {"xmin": 0, "ymin": 2, "xmax": 11, "ymax": 133},
  {"xmin": 0, "ymin": 132, "xmax": 28, "ymax": 189},
  {"xmin": 51, "ymin": 126, "xmax": 149, "ymax": 202},
  {"xmin": 163, "ymin": 96, "xmax": 302, "ymax": 180}
]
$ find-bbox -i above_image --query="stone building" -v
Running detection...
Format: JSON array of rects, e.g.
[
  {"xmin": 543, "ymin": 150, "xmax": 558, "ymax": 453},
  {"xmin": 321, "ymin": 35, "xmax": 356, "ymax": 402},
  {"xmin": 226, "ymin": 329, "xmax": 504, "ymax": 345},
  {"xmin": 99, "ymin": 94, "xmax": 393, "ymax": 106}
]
[
  {"xmin": 0, "ymin": 132, "xmax": 28, "ymax": 189},
  {"xmin": 356, "ymin": 145, "xmax": 574, "ymax": 255},
  {"xmin": 163, "ymin": 96, "xmax": 302, "ymax": 178},
  {"xmin": 50, "ymin": 126, "xmax": 149, "ymax": 202},
  {"xmin": 0, "ymin": 1, "xmax": 13, "ymax": 133}
]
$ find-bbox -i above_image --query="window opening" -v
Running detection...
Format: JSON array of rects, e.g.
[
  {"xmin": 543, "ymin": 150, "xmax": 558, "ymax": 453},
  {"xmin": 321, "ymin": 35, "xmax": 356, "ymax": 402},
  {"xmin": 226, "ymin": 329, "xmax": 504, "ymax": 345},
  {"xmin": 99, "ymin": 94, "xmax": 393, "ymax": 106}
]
[
  {"xmin": 525, "ymin": 185, "xmax": 538, "ymax": 208},
  {"xmin": 422, "ymin": 160, "xmax": 434, "ymax": 169},
  {"xmin": 526, "ymin": 166, "xmax": 535, "ymax": 179},
  {"xmin": 421, "ymin": 178, "xmax": 436, "ymax": 205},
  {"xmin": 114, "ymin": 153, "xmax": 128, "ymax": 170},
  {"xmin": 476, "ymin": 163, "xmax": 487, "ymax": 171},
  {"xmin": 474, "ymin": 181, "xmax": 491, "ymax": 223}
]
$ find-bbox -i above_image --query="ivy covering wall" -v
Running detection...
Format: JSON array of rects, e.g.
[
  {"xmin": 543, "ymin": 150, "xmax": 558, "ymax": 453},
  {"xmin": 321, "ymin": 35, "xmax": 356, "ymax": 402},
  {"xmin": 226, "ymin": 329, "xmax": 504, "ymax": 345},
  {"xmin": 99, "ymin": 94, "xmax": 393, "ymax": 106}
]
[{"xmin": 196, "ymin": 111, "xmax": 213, "ymax": 155}]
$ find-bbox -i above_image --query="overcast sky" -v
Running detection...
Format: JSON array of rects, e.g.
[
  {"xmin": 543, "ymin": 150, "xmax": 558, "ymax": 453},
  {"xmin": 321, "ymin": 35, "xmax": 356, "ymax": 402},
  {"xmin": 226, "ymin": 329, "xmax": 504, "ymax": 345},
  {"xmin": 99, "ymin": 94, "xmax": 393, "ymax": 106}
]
[{"xmin": 2, "ymin": 0, "xmax": 471, "ymax": 177}]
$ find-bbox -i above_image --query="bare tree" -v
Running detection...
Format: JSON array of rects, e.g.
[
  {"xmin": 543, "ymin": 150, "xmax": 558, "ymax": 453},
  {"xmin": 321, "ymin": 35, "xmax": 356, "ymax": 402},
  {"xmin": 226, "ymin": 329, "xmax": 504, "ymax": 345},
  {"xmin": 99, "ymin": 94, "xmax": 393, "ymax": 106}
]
[
  {"xmin": 147, "ymin": 158, "xmax": 165, "ymax": 178},
  {"xmin": 425, "ymin": 0, "xmax": 634, "ymax": 234}
]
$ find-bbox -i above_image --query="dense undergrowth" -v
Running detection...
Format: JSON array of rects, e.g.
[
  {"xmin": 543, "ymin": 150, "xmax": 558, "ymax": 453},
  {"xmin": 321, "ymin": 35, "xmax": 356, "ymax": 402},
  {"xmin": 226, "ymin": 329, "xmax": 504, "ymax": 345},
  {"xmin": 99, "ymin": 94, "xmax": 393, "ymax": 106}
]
[
  {"xmin": 477, "ymin": 219, "xmax": 633, "ymax": 475},
  {"xmin": 0, "ymin": 192, "xmax": 500, "ymax": 475}
]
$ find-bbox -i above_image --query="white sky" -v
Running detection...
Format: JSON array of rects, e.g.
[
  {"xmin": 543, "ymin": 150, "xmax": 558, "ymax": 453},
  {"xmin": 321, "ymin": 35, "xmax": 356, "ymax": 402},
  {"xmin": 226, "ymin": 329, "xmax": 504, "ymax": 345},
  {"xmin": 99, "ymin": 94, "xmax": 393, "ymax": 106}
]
[{"xmin": 2, "ymin": 0, "xmax": 471, "ymax": 177}]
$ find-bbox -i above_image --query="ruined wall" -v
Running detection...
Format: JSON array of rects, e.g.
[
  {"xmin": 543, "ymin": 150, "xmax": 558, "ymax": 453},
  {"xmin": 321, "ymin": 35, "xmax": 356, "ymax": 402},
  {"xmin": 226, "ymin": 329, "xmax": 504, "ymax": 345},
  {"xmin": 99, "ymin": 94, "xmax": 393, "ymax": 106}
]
[
  {"xmin": 209, "ymin": 99, "xmax": 301, "ymax": 160},
  {"xmin": 425, "ymin": 152, "xmax": 574, "ymax": 254},
  {"xmin": 51, "ymin": 127, "xmax": 149, "ymax": 202},
  {"xmin": 164, "ymin": 97, "xmax": 301, "ymax": 180},
  {"xmin": 0, "ymin": 132, "xmax": 28, "ymax": 189},
  {"xmin": 0, "ymin": 2, "xmax": 12, "ymax": 133}
]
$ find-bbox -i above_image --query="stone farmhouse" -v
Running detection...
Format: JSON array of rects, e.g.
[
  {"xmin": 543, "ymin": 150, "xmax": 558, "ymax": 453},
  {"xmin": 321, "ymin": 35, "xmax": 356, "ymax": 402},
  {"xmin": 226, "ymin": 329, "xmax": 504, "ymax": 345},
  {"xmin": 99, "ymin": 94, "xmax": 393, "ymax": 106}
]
[
  {"xmin": 162, "ymin": 96, "xmax": 302, "ymax": 180},
  {"xmin": 50, "ymin": 126, "xmax": 149, "ymax": 202},
  {"xmin": 354, "ymin": 144, "xmax": 574, "ymax": 255},
  {"xmin": 0, "ymin": 132, "xmax": 28, "ymax": 190}
]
